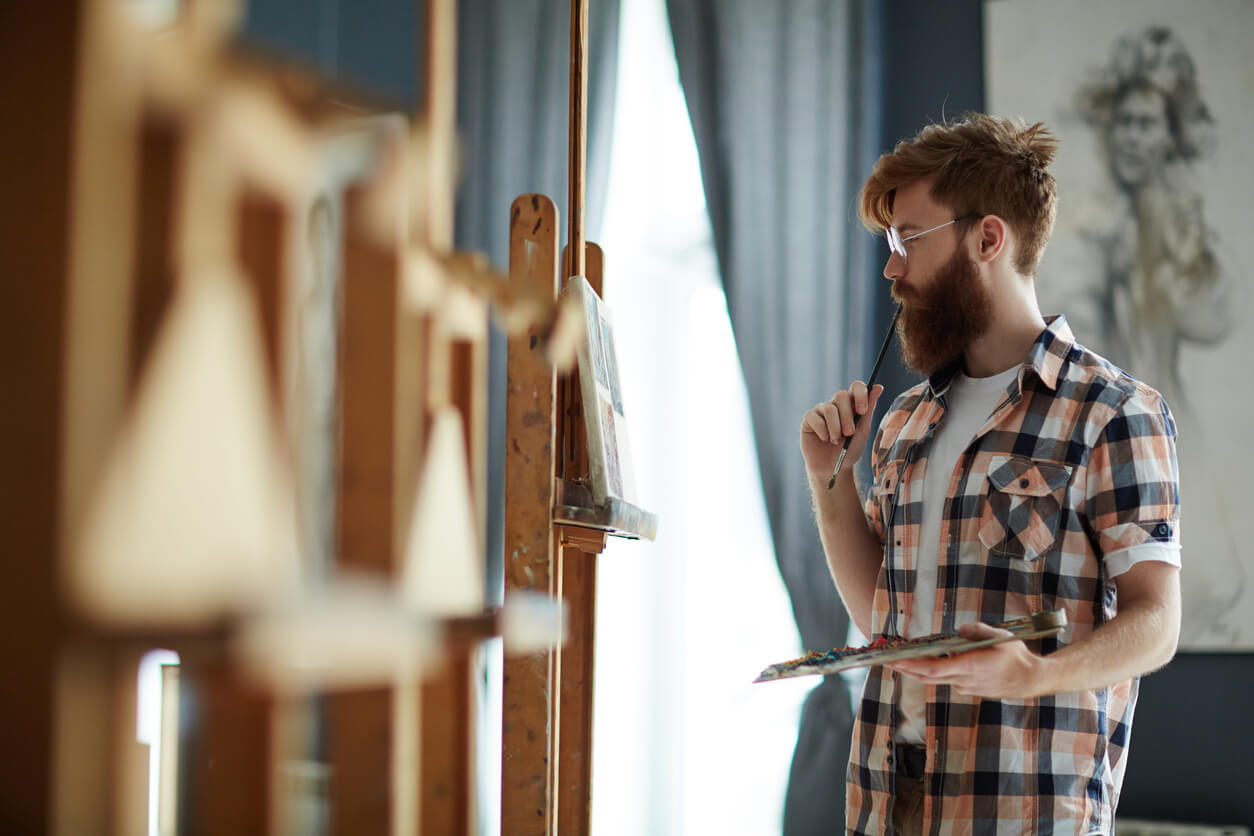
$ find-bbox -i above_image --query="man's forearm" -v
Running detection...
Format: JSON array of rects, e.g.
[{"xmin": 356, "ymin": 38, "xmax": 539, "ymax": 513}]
[
  {"xmin": 809, "ymin": 468, "xmax": 884, "ymax": 639},
  {"xmin": 1031, "ymin": 594, "xmax": 1179, "ymax": 697},
  {"xmin": 890, "ymin": 562, "xmax": 1180, "ymax": 700}
]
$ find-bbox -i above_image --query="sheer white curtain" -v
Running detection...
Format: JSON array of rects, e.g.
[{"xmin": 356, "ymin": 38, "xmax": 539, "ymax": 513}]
[{"xmin": 591, "ymin": 1, "xmax": 812, "ymax": 833}]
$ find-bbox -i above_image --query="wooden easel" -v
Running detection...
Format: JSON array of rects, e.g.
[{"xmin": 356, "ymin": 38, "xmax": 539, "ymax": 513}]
[{"xmin": 501, "ymin": 2, "xmax": 657, "ymax": 833}]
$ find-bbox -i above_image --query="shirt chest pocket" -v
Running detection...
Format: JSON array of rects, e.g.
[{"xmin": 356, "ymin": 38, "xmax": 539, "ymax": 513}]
[
  {"xmin": 977, "ymin": 455, "xmax": 1072, "ymax": 562},
  {"xmin": 872, "ymin": 459, "xmax": 906, "ymax": 534}
]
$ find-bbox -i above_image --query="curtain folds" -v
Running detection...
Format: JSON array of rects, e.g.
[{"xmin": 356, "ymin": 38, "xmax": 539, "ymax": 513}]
[
  {"xmin": 455, "ymin": 0, "xmax": 621, "ymax": 606},
  {"xmin": 666, "ymin": 2, "xmax": 883, "ymax": 831}
]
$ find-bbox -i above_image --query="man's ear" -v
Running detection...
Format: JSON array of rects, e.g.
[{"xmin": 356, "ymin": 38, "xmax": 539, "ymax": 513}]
[{"xmin": 975, "ymin": 215, "xmax": 1010, "ymax": 264}]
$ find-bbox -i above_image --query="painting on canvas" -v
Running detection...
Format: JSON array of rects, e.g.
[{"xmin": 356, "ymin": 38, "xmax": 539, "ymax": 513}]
[{"xmin": 568, "ymin": 276, "xmax": 637, "ymax": 505}]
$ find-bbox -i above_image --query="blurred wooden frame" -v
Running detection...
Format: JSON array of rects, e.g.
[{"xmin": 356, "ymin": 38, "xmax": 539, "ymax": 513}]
[
  {"xmin": 52, "ymin": 2, "xmax": 336, "ymax": 831},
  {"xmin": 43, "ymin": 2, "xmax": 494, "ymax": 835}
]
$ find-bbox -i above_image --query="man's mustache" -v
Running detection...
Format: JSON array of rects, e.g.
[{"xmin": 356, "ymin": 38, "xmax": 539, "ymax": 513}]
[
  {"xmin": 891, "ymin": 285, "xmax": 933, "ymax": 310},
  {"xmin": 890, "ymin": 286, "xmax": 912, "ymax": 304}
]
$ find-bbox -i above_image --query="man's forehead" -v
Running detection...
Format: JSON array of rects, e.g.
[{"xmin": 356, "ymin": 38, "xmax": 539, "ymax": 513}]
[{"xmin": 891, "ymin": 179, "xmax": 945, "ymax": 231}]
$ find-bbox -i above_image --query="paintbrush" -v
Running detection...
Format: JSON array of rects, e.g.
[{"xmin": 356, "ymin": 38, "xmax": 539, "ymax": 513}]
[{"xmin": 826, "ymin": 304, "xmax": 902, "ymax": 490}]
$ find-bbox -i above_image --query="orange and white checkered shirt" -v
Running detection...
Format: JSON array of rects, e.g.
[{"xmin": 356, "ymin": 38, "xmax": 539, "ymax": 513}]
[{"xmin": 846, "ymin": 316, "xmax": 1180, "ymax": 835}]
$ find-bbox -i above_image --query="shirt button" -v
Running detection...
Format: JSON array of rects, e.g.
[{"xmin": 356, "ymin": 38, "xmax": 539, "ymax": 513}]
[{"xmin": 1019, "ymin": 478, "xmax": 1029, "ymax": 488}]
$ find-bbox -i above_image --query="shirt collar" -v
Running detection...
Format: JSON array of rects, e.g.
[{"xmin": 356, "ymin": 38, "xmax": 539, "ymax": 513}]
[
  {"xmin": 1023, "ymin": 314, "xmax": 1074, "ymax": 391},
  {"xmin": 925, "ymin": 315, "xmax": 1074, "ymax": 398}
]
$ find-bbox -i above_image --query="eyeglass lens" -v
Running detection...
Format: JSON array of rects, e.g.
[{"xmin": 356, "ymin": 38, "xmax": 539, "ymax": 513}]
[
  {"xmin": 887, "ymin": 226, "xmax": 907, "ymax": 259},
  {"xmin": 886, "ymin": 227, "xmax": 906, "ymax": 259}
]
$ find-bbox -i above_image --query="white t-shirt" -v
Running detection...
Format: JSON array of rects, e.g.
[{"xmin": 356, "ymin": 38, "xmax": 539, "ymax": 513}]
[{"xmin": 895, "ymin": 365, "xmax": 1181, "ymax": 745}]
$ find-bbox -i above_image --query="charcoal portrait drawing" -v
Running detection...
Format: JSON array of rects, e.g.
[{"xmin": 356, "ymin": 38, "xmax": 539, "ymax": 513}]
[{"xmin": 987, "ymin": 2, "xmax": 1254, "ymax": 648}]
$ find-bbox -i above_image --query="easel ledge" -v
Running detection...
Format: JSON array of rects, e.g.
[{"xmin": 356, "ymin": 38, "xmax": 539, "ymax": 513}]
[{"xmin": 553, "ymin": 477, "xmax": 659, "ymax": 543}]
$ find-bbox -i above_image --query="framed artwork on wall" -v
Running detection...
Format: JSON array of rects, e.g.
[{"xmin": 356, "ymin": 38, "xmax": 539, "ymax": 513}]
[{"xmin": 986, "ymin": 0, "xmax": 1254, "ymax": 649}]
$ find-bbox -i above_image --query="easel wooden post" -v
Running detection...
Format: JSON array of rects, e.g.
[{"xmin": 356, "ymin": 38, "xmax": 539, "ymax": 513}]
[
  {"xmin": 500, "ymin": 207, "xmax": 614, "ymax": 836},
  {"xmin": 500, "ymin": 1, "xmax": 656, "ymax": 832},
  {"xmin": 502, "ymin": 194, "xmax": 562, "ymax": 835},
  {"xmin": 0, "ymin": 10, "xmax": 76, "ymax": 826},
  {"xmin": 326, "ymin": 179, "xmax": 403, "ymax": 836},
  {"xmin": 500, "ymin": 198, "xmax": 641, "ymax": 836},
  {"xmin": 554, "ymin": 243, "xmax": 608, "ymax": 835}
]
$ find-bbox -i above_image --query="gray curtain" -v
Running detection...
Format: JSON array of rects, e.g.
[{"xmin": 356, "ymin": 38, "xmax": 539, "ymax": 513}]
[
  {"xmin": 665, "ymin": 2, "xmax": 884, "ymax": 832},
  {"xmin": 667, "ymin": 1, "xmax": 988, "ymax": 830},
  {"xmin": 455, "ymin": 0, "xmax": 620, "ymax": 607}
]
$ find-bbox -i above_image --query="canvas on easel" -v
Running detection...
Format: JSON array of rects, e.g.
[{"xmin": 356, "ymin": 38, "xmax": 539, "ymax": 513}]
[
  {"xmin": 285, "ymin": 115, "xmax": 406, "ymax": 576},
  {"xmin": 566, "ymin": 275, "xmax": 637, "ymax": 506}
]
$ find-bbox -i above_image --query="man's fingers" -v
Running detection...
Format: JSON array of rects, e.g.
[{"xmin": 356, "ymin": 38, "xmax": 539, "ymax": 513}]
[
  {"xmin": 802, "ymin": 408, "xmax": 830, "ymax": 443},
  {"xmin": 803, "ymin": 384, "xmax": 882, "ymax": 450},
  {"xmin": 851, "ymin": 380, "xmax": 868, "ymax": 414},
  {"xmin": 850, "ymin": 381, "xmax": 887, "ymax": 416},
  {"xmin": 817, "ymin": 402, "xmax": 845, "ymax": 440},
  {"xmin": 803, "ymin": 399, "xmax": 851, "ymax": 444},
  {"xmin": 826, "ymin": 392, "xmax": 854, "ymax": 437}
]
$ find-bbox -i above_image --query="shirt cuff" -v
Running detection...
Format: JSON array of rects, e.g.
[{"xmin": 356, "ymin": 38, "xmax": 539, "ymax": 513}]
[{"xmin": 1104, "ymin": 541, "xmax": 1181, "ymax": 578}]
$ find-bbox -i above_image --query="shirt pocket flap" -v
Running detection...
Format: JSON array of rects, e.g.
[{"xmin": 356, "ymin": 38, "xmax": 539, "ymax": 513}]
[
  {"xmin": 872, "ymin": 460, "xmax": 905, "ymax": 498},
  {"xmin": 987, "ymin": 455, "xmax": 1071, "ymax": 498}
]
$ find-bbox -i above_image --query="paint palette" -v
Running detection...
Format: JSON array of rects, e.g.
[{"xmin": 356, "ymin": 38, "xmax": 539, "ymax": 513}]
[{"xmin": 754, "ymin": 610, "xmax": 1066, "ymax": 683}]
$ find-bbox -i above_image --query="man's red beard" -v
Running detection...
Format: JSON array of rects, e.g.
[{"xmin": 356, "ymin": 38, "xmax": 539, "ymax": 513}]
[{"xmin": 891, "ymin": 247, "xmax": 994, "ymax": 376}]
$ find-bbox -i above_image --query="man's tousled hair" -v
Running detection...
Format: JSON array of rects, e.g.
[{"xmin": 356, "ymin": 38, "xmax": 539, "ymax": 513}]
[{"xmin": 858, "ymin": 113, "xmax": 1059, "ymax": 276}]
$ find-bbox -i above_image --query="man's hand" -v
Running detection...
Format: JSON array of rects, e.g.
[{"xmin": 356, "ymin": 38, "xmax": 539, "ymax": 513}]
[
  {"xmin": 888, "ymin": 622, "xmax": 1051, "ymax": 700},
  {"xmin": 800, "ymin": 381, "xmax": 885, "ymax": 483}
]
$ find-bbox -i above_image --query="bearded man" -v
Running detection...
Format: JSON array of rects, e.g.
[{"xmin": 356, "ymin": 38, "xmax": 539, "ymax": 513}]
[{"xmin": 800, "ymin": 114, "xmax": 1181, "ymax": 835}]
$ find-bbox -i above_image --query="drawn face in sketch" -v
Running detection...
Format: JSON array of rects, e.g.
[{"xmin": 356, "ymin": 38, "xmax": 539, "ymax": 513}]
[
  {"xmin": 1109, "ymin": 83, "xmax": 1173, "ymax": 189},
  {"xmin": 1082, "ymin": 26, "xmax": 1215, "ymax": 194}
]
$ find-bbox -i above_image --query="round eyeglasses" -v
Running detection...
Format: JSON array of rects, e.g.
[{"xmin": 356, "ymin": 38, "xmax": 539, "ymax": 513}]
[{"xmin": 886, "ymin": 213, "xmax": 980, "ymax": 262}]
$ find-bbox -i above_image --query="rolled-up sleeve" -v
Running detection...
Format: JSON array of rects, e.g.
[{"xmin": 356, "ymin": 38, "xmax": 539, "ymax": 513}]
[{"xmin": 1085, "ymin": 387, "xmax": 1181, "ymax": 560}]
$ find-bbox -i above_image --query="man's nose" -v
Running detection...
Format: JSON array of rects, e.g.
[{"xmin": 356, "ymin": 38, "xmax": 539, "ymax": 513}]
[{"xmin": 883, "ymin": 250, "xmax": 905, "ymax": 281}]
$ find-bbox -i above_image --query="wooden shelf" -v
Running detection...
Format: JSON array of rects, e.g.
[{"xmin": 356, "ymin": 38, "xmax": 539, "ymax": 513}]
[{"xmin": 552, "ymin": 477, "xmax": 658, "ymax": 542}]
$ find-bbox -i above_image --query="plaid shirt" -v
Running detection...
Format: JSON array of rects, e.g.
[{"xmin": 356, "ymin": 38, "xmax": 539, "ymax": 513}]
[{"xmin": 847, "ymin": 316, "xmax": 1180, "ymax": 835}]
